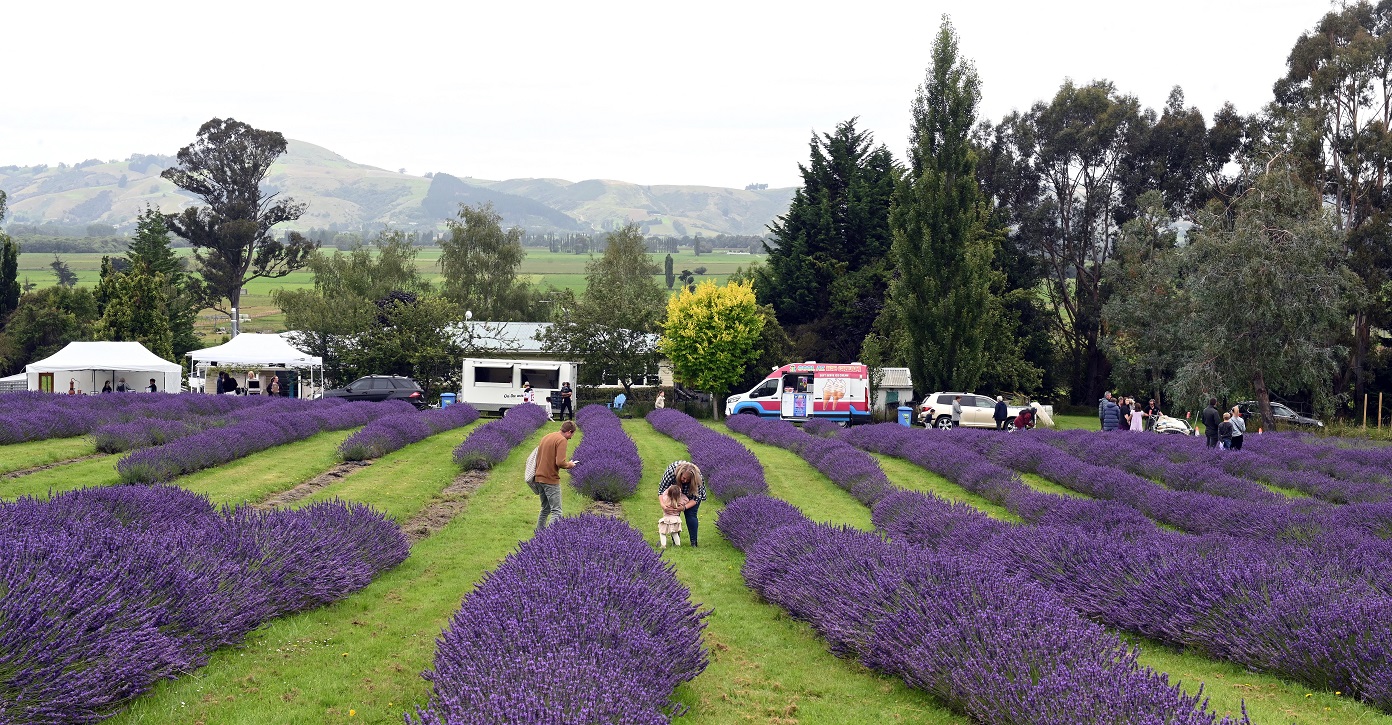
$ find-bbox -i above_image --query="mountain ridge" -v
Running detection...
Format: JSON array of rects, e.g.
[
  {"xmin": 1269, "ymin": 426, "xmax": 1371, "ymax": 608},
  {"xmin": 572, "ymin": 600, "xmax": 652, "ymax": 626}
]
[{"xmin": 0, "ymin": 140, "xmax": 793, "ymax": 237}]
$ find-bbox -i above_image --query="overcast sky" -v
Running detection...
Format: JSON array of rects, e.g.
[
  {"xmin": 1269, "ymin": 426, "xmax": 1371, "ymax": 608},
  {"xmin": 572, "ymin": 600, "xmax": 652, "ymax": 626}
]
[{"xmin": 2, "ymin": 0, "xmax": 1328, "ymax": 188}]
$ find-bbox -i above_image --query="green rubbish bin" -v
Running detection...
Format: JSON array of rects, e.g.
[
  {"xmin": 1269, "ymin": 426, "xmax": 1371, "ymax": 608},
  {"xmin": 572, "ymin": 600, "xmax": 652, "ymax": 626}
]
[
  {"xmin": 440, "ymin": 392, "xmax": 456, "ymax": 408},
  {"xmin": 897, "ymin": 406, "xmax": 914, "ymax": 427}
]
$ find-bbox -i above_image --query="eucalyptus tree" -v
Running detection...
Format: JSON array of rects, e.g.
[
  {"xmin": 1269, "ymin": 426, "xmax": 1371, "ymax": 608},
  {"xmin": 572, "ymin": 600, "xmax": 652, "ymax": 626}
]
[{"xmin": 162, "ymin": 118, "xmax": 316, "ymax": 314}]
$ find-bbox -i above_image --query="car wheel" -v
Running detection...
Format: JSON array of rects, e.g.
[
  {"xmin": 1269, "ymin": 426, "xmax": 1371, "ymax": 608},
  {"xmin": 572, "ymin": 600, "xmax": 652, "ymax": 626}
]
[
  {"xmin": 739, "ymin": 408, "xmax": 760, "ymax": 416},
  {"xmin": 935, "ymin": 416, "xmax": 953, "ymax": 430}
]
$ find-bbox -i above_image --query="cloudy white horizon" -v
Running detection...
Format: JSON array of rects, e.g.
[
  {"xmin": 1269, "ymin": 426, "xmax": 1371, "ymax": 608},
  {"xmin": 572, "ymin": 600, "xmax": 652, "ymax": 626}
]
[{"xmin": 2, "ymin": 0, "xmax": 1328, "ymax": 189}]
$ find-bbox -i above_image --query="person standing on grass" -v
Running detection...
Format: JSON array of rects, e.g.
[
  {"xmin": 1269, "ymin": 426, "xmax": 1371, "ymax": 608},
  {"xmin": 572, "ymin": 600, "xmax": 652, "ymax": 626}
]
[
  {"xmin": 1218, "ymin": 412, "xmax": 1234, "ymax": 450},
  {"xmin": 1128, "ymin": 398, "xmax": 1146, "ymax": 432},
  {"xmin": 1117, "ymin": 396, "xmax": 1132, "ymax": 433},
  {"xmin": 1101, "ymin": 396, "xmax": 1121, "ymax": 431},
  {"xmin": 1202, "ymin": 398, "xmax": 1221, "ymax": 448},
  {"xmin": 993, "ymin": 396, "xmax": 1009, "ymax": 430},
  {"xmin": 1098, "ymin": 391, "xmax": 1114, "ymax": 430},
  {"xmin": 534, "ymin": 421, "xmax": 577, "ymax": 531},
  {"xmin": 558, "ymin": 381, "xmax": 573, "ymax": 421},
  {"xmin": 1230, "ymin": 405, "xmax": 1246, "ymax": 450},
  {"xmin": 951, "ymin": 395, "xmax": 963, "ymax": 428},
  {"xmin": 656, "ymin": 482, "xmax": 689, "ymax": 548},
  {"xmin": 658, "ymin": 461, "xmax": 706, "ymax": 547}
]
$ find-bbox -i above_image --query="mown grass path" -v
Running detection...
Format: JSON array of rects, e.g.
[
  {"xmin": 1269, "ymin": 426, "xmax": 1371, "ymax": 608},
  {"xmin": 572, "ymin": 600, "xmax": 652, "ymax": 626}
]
[
  {"xmin": 0, "ymin": 435, "xmax": 97, "ymax": 474},
  {"xmin": 872, "ymin": 430, "xmax": 1389, "ymax": 725},
  {"xmin": 621, "ymin": 420, "xmax": 965, "ymax": 724}
]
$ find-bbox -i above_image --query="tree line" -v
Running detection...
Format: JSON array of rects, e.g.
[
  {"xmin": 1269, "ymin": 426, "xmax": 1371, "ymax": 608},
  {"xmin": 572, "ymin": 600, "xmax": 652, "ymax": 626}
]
[{"xmin": 754, "ymin": 8, "xmax": 1392, "ymax": 430}]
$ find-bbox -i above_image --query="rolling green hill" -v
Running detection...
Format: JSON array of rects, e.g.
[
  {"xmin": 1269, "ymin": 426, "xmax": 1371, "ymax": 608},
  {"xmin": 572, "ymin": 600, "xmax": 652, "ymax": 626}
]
[{"xmin": 0, "ymin": 141, "xmax": 793, "ymax": 237}]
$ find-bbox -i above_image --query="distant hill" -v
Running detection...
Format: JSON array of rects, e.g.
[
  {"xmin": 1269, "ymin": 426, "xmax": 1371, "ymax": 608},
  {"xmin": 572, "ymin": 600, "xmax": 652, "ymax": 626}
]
[{"xmin": 0, "ymin": 141, "xmax": 793, "ymax": 237}]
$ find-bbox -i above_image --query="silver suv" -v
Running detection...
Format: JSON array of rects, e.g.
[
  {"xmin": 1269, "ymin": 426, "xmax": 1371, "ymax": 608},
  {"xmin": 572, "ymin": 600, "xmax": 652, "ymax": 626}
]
[{"xmin": 918, "ymin": 392, "xmax": 1029, "ymax": 429}]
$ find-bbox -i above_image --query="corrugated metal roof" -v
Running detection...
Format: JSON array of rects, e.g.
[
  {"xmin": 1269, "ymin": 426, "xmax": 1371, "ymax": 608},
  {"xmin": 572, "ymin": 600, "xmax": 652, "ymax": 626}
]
[{"xmin": 880, "ymin": 367, "xmax": 913, "ymax": 389}]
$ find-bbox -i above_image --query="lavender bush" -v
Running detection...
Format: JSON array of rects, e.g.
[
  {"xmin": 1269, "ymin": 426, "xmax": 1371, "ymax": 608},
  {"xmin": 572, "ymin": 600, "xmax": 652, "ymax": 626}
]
[
  {"xmin": 116, "ymin": 400, "xmax": 411, "ymax": 483},
  {"xmin": 0, "ymin": 484, "xmax": 408, "ymax": 725},
  {"xmin": 840, "ymin": 423, "xmax": 1392, "ymax": 710},
  {"xmin": 452, "ymin": 403, "xmax": 549, "ymax": 469},
  {"xmin": 646, "ymin": 409, "xmax": 766, "ymax": 501},
  {"xmin": 338, "ymin": 403, "xmax": 479, "ymax": 461},
  {"xmin": 408, "ymin": 515, "xmax": 708, "ymax": 725},
  {"xmin": 0, "ymin": 391, "xmax": 276, "ymax": 446},
  {"xmin": 716, "ymin": 495, "xmax": 1247, "ymax": 725},
  {"xmin": 569, "ymin": 405, "xmax": 642, "ymax": 502},
  {"xmin": 726, "ymin": 415, "xmax": 894, "ymax": 507}
]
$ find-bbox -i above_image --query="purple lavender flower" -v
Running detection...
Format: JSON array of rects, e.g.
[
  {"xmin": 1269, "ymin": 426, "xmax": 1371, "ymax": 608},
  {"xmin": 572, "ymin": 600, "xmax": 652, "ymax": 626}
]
[
  {"xmin": 407, "ymin": 515, "xmax": 708, "ymax": 725},
  {"xmin": 452, "ymin": 403, "xmax": 549, "ymax": 469},
  {"xmin": 569, "ymin": 405, "xmax": 642, "ymax": 502}
]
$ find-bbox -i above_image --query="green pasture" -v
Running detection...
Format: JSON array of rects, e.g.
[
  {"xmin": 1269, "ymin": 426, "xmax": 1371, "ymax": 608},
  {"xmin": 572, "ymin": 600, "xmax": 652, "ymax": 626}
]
[
  {"xmin": 2, "ymin": 416, "xmax": 1385, "ymax": 724},
  {"xmin": 15, "ymin": 248, "xmax": 761, "ymax": 339}
]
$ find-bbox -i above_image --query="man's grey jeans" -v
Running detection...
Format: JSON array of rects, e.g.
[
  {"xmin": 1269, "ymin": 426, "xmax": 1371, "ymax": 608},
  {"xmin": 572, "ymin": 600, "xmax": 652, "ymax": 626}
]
[{"xmin": 537, "ymin": 483, "xmax": 563, "ymax": 530}]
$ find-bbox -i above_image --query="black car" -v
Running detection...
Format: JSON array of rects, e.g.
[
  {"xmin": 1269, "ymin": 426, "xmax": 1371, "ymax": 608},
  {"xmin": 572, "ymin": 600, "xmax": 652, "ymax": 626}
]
[
  {"xmin": 323, "ymin": 375, "xmax": 427, "ymax": 409},
  {"xmin": 1236, "ymin": 400, "xmax": 1324, "ymax": 429}
]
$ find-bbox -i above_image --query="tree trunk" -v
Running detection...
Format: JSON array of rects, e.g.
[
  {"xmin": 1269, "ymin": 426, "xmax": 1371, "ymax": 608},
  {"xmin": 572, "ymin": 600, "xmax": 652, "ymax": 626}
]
[
  {"xmin": 1252, "ymin": 368, "xmax": 1275, "ymax": 433},
  {"xmin": 712, "ymin": 392, "xmax": 720, "ymax": 420}
]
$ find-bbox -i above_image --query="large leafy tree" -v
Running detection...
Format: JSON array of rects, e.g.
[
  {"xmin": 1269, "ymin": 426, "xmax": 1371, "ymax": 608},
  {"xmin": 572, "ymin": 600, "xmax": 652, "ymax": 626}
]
[
  {"xmin": 439, "ymin": 202, "xmax": 527, "ymax": 320},
  {"xmin": 92, "ymin": 265, "xmax": 175, "ymax": 360},
  {"xmin": 540, "ymin": 225, "xmax": 666, "ymax": 397},
  {"xmin": 0, "ymin": 286, "xmax": 99, "ymax": 375},
  {"xmin": 162, "ymin": 117, "xmax": 316, "ymax": 314},
  {"xmin": 276, "ymin": 231, "xmax": 432, "ymax": 386},
  {"xmin": 888, "ymin": 18, "xmax": 1017, "ymax": 395},
  {"xmin": 757, "ymin": 118, "xmax": 896, "ymax": 361},
  {"xmin": 1105, "ymin": 164, "xmax": 1352, "ymax": 430},
  {"xmin": 1275, "ymin": 1, "xmax": 1392, "ymax": 410},
  {"xmin": 991, "ymin": 80, "xmax": 1148, "ymax": 403},
  {"xmin": 0, "ymin": 191, "xmax": 19, "ymax": 325},
  {"xmin": 661, "ymin": 280, "xmax": 765, "ymax": 419},
  {"xmin": 341, "ymin": 294, "xmax": 465, "ymax": 399}
]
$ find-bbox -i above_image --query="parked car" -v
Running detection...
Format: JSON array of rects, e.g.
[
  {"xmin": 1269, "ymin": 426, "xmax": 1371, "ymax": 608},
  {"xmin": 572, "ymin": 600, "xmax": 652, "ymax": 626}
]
[
  {"xmin": 918, "ymin": 392, "xmax": 1042, "ymax": 429},
  {"xmin": 1236, "ymin": 400, "xmax": 1324, "ymax": 429},
  {"xmin": 323, "ymin": 375, "xmax": 427, "ymax": 409}
]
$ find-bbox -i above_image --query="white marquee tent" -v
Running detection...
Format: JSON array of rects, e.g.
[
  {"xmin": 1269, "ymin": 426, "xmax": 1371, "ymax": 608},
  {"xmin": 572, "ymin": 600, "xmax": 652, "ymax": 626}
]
[
  {"xmin": 26, "ymin": 341, "xmax": 182, "ymax": 394},
  {"xmin": 188, "ymin": 333, "xmax": 324, "ymax": 398}
]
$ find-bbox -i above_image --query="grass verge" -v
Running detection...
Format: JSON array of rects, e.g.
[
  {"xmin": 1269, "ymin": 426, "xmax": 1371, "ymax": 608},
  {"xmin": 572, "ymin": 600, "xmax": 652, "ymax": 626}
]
[{"xmin": 0, "ymin": 435, "xmax": 98, "ymax": 474}]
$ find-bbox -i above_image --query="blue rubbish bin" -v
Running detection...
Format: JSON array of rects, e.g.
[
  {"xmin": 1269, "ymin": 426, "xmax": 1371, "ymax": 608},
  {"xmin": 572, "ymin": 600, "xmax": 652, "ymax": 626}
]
[
  {"xmin": 897, "ymin": 405, "xmax": 913, "ymax": 427},
  {"xmin": 440, "ymin": 392, "xmax": 456, "ymax": 408}
]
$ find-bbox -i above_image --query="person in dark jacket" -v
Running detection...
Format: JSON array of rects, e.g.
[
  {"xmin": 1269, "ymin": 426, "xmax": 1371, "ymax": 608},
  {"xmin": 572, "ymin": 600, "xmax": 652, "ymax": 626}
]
[
  {"xmin": 1098, "ymin": 392, "xmax": 1114, "ymax": 430},
  {"xmin": 1117, "ymin": 397, "xmax": 1132, "ymax": 433},
  {"xmin": 1202, "ymin": 398, "xmax": 1222, "ymax": 448},
  {"xmin": 993, "ymin": 396, "xmax": 1009, "ymax": 430},
  {"xmin": 1101, "ymin": 398, "xmax": 1122, "ymax": 431}
]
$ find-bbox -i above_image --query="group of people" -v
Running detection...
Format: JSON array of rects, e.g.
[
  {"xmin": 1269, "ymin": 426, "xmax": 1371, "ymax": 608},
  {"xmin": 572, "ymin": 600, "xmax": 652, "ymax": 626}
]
[
  {"xmin": 81, "ymin": 378, "xmax": 155, "ymax": 394},
  {"xmin": 213, "ymin": 371, "xmax": 282, "ymax": 396},
  {"xmin": 521, "ymin": 381, "xmax": 576, "ymax": 421},
  {"xmin": 1201, "ymin": 398, "xmax": 1247, "ymax": 449},
  {"xmin": 532, "ymin": 420, "xmax": 705, "ymax": 549},
  {"xmin": 1097, "ymin": 392, "xmax": 1159, "ymax": 432}
]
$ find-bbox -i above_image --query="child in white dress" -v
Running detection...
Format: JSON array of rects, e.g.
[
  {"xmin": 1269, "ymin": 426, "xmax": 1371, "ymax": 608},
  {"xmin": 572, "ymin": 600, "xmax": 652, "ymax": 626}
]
[{"xmin": 657, "ymin": 484, "xmax": 689, "ymax": 548}]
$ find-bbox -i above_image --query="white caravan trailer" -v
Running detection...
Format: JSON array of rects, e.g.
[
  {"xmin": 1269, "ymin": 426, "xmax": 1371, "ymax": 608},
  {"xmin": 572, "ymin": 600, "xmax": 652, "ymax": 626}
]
[{"xmin": 460, "ymin": 358, "xmax": 579, "ymax": 417}]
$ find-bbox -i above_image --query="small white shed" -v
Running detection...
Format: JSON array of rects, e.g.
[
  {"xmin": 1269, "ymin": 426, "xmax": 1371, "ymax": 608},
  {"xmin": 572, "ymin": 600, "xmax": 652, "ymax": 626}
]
[
  {"xmin": 26, "ymin": 342, "xmax": 182, "ymax": 394},
  {"xmin": 873, "ymin": 367, "xmax": 915, "ymax": 418}
]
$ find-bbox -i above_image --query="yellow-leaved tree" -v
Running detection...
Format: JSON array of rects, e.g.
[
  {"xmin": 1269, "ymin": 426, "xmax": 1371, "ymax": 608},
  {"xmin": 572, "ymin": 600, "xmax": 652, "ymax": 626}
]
[{"xmin": 660, "ymin": 280, "xmax": 765, "ymax": 419}]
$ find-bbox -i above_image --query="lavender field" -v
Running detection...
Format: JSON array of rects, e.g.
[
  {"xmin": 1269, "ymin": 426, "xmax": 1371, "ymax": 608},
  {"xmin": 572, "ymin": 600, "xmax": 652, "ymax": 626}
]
[{"xmin": 1, "ymin": 390, "xmax": 1387, "ymax": 723}]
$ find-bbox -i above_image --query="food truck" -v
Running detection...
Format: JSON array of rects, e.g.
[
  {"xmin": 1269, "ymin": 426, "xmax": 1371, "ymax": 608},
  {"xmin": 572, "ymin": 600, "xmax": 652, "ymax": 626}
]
[
  {"xmin": 724, "ymin": 361, "xmax": 871, "ymax": 424},
  {"xmin": 459, "ymin": 358, "xmax": 579, "ymax": 417}
]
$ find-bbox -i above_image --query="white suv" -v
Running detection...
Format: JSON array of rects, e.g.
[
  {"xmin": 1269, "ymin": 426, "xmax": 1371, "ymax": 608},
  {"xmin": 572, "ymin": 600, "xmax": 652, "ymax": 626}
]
[{"xmin": 918, "ymin": 392, "xmax": 1030, "ymax": 429}]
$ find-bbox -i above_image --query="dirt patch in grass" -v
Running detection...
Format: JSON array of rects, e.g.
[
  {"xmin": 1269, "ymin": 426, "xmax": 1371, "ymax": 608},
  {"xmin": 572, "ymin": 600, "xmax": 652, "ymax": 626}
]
[
  {"xmin": 583, "ymin": 500, "xmax": 625, "ymax": 518},
  {"xmin": 3, "ymin": 453, "xmax": 107, "ymax": 479},
  {"xmin": 401, "ymin": 469, "xmax": 489, "ymax": 543},
  {"xmin": 255, "ymin": 461, "xmax": 373, "ymax": 509}
]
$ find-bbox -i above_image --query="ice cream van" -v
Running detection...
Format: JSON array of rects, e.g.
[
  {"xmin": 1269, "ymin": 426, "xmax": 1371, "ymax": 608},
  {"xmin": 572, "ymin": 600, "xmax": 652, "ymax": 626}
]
[{"xmin": 725, "ymin": 361, "xmax": 872, "ymax": 424}]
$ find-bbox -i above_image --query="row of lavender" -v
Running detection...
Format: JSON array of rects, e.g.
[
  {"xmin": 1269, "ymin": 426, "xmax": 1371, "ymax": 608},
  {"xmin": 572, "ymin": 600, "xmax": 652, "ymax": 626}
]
[
  {"xmin": 713, "ymin": 414, "xmax": 1245, "ymax": 723},
  {"xmin": 0, "ymin": 391, "xmax": 271, "ymax": 446},
  {"xmin": 718, "ymin": 496, "xmax": 1245, "ymax": 724},
  {"xmin": 0, "ymin": 484, "xmax": 408, "ymax": 725},
  {"xmin": 452, "ymin": 403, "xmax": 550, "ymax": 469},
  {"xmin": 645, "ymin": 409, "xmax": 766, "ymax": 499},
  {"xmin": 91, "ymin": 397, "xmax": 338, "ymax": 453},
  {"xmin": 116, "ymin": 399, "xmax": 416, "ymax": 483},
  {"xmin": 568, "ymin": 405, "xmax": 642, "ymax": 502},
  {"xmin": 338, "ymin": 403, "xmax": 479, "ymax": 461},
  {"xmin": 829, "ymin": 422, "xmax": 1392, "ymax": 710},
  {"xmin": 407, "ymin": 516, "xmax": 708, "ymax": 724}
]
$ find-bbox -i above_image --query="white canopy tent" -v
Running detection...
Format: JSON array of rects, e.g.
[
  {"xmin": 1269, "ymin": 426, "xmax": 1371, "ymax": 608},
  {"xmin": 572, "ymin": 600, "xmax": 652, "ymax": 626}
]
[
  {"xmin": 188, "ymin": 333, "xmax": 324, "ymax": 398},
  {"xmin": 0, "ymin": 372, "xmax": 26, "ymax": 392},
  {"xmin": 26, "ymin": 342, "xmax": 182, "ymax": 394}
]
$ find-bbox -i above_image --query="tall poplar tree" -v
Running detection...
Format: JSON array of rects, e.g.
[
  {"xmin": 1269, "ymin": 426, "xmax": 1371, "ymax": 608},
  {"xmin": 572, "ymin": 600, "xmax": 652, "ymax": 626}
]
[{"xmin": 888, "ymin": 18, "xmax": 1001, "ymax": 395}]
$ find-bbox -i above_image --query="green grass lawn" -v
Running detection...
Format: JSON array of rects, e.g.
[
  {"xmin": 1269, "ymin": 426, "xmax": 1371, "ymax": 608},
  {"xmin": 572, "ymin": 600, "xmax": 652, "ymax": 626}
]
[{"xmin": 0, "ymin": 435, "xmax": 97, "ymax": 475}]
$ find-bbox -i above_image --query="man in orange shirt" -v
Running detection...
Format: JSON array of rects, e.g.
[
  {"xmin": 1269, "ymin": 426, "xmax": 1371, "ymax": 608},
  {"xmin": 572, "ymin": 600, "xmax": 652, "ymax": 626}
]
[{"xmin": 535, "ymin": 421, "xmax": 577, "ymax": 530}]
